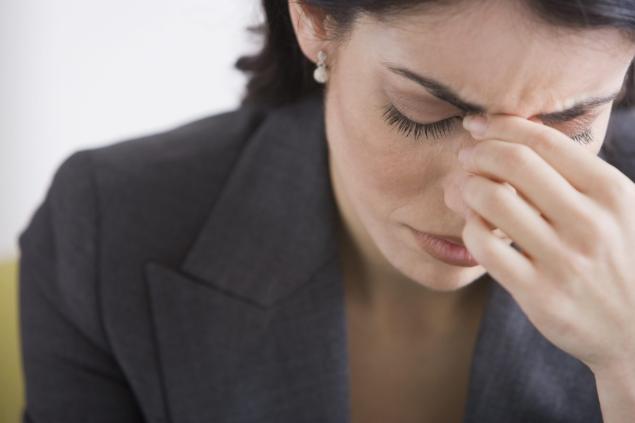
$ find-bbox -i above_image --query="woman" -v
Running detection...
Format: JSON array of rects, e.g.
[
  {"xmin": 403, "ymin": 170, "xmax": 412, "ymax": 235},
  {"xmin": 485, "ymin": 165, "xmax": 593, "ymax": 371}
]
[{"xmin": 17, "ymin": 0, "xmax": 635, "ymax": 422}]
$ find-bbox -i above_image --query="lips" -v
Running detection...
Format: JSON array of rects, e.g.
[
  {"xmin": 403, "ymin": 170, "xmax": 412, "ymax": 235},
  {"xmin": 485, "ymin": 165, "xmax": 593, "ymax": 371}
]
[
  {"xmin": 429, "ymin": 233, "xmax": 466, "ymax": 246},
  {"xmin": 409, "ymin": 229, "xmax": 478, "ymax": 266},
  {"xmin": 420, "ymin": 231, "xmax": 512, "ymax": 246}
]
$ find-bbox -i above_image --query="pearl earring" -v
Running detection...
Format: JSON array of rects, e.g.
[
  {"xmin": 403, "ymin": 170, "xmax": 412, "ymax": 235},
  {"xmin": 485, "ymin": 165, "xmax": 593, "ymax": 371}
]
[{"xmin": 313, "ymin": 50, "xmax": 329, "ymax": 83}]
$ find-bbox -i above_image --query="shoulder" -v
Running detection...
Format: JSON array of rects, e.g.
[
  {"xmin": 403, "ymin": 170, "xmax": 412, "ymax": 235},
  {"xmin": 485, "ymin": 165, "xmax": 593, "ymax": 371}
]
[
  {"xmin": 35, "ymin": 102, "xmax": 270, "ymax": 235},
  {"xmin": 20, "ymin": 102, "xmax": 271, "ymax": 251},
  {"xmin": 18, "ymin": 103, "xmax": 270, "ymax": 339},
  {"xmin": 88, "ymin": 103, "xmax": 269, "ymax": 198}
]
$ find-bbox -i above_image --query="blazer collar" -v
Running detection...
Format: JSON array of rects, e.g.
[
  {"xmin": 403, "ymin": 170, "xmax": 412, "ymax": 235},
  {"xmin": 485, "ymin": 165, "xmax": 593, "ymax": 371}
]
[{"xmin": 179, "ymin": 93, "xmax": 340, "ymax": 307}]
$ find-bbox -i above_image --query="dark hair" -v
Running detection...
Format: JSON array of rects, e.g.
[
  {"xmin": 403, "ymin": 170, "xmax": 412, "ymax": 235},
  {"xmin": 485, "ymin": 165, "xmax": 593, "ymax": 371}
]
[{"xmin": 234, "ymin": 0, "xmax": 635, "ymax": 110}]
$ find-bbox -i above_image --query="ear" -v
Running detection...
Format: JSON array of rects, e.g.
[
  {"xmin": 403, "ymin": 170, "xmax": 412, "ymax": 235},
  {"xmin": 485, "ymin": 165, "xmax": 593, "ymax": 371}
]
[{"xmin": 288, "ymin": 0, "xmax": 332, "ymax": 64}]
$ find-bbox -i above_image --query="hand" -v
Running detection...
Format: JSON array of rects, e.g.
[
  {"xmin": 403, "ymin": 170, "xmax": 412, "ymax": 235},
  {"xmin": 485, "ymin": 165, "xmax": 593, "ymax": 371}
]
[{"xmin": 458, "ymin": 113, "xmax": 635, "ymax": 375}]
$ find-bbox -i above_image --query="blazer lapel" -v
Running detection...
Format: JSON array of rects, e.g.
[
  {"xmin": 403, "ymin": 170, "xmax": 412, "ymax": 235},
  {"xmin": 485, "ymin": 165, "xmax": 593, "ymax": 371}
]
[
  {"xmin": 144, "ymin": 93, "xmax": 352, "ymax": 423},
  {"xmin": 463, "ymin": 278, "xmax": 603, "ymax": 422},
  {"xmin": 145, "ymin": 255, "xmax": 350, "ymax": 423}
]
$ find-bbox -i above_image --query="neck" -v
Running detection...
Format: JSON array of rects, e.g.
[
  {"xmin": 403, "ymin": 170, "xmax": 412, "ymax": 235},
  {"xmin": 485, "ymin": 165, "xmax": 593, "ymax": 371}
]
[{"xmin": 337, "ymin": 220, "xmax": 489, "ymax": 336}]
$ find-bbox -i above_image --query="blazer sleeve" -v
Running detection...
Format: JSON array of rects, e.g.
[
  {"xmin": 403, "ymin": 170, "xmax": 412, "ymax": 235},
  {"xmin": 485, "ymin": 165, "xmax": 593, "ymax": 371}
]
[{"xmin": 17, "ymin": 150, "xmax": 145, "ymax": 422}]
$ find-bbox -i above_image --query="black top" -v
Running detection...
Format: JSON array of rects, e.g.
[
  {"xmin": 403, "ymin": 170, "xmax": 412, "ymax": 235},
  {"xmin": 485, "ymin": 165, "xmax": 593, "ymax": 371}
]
[{"xmin": 18, "ymin": 92, "xmax": 635, "ymax": 422}]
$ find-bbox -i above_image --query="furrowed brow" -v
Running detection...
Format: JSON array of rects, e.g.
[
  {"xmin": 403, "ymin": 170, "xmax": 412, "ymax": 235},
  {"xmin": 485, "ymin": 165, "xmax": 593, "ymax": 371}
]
[{"xmin": 383, "ymin": 61, "xmax": 620, "ymax": 123}]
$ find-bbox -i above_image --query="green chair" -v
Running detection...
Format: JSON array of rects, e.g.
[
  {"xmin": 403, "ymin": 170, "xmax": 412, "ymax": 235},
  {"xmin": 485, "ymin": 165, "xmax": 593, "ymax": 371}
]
[{"xmin": 0, "ymin": 259, "xmax": 25, "ymax": 423}]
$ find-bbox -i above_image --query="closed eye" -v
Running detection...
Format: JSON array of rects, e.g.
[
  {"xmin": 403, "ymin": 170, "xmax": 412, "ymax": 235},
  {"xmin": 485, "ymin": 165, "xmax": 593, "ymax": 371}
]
[
  {"xmin": 381, "ymin": 103, "xmax": 462, "ymax": 142},
  {"xmin": 381, "ymin": 102, "xmax": 594, "ymax": 145}
]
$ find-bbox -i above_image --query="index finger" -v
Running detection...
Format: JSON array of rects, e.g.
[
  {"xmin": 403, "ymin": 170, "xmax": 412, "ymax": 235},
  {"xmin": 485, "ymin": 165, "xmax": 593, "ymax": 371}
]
[{"xmin": 463, "ymin": 114, "xmax": 621, "ymax": 196}]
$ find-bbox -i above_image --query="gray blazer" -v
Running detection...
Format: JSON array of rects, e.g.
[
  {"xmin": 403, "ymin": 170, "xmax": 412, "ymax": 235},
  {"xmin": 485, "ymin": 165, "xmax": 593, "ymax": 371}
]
[{"xmin": 18, "ymin": 92, "xmax": 635, "ymax": 423}]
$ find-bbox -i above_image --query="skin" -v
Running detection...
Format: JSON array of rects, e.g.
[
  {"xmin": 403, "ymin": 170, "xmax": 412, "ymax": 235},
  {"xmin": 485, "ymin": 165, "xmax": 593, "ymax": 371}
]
[{"xmin": 289, "ymin": 1, "xmax": 635, "ymax": 420}]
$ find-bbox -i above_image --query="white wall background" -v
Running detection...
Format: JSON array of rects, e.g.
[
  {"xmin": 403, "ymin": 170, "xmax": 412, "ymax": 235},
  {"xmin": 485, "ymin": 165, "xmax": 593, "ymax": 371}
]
[{"xmin": 1, "ymin": 0, "xmax": 264, "ymax": 261}]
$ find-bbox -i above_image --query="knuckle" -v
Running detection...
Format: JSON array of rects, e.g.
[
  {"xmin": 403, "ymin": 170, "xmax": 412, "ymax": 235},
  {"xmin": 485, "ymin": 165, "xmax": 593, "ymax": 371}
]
[
  {"xmin": 503, "ymin": 144, "xmax": 530, "ymax": 167},
  {"xmin": 531, "ymin": 128, "xmax": 556, "ymax": 154},
  {"xmin": 492, "ymin": 183, "xmax": 514, "ymax": 203},
  {"xmin": 563, "ymin": 249, "xmax": 594, "ymax": 277},
  {"xmin": 507, "ymin": 146, "xmax": 534, "ymax": 177},
  {"xmin": 574, "ymin": 217, "xmax": 607, "ymax": 257},
  {"xmin": 481, "ymin": 182, "xmax": 509, "ymax": 207},
  {"xmin": 603, "ymin": 174, "xmax": 633, "ymax": 206}
]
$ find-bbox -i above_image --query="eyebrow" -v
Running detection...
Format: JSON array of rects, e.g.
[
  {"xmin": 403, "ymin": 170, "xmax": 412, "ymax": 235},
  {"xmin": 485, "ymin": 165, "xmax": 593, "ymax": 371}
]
[{"xmin": 383, "ymin": 61, "xmax": 621, "ymax": 124}]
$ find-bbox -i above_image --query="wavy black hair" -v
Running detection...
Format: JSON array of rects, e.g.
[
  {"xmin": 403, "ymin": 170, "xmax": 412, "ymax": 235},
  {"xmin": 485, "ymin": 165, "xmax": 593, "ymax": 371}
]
[{"xmin": 235, "ymin": 0, "xmax": 635, "ymax": 110}]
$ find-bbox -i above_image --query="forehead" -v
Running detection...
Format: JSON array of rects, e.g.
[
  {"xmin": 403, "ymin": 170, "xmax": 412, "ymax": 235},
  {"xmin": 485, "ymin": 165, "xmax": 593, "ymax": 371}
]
[{"xmin": 352, "ymin": 1, "xmax": 635, "ymax": 115}]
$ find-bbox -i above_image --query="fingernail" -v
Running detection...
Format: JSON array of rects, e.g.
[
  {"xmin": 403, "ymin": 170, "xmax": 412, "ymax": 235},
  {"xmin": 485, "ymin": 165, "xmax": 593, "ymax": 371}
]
[{"xmin": 463, "ymin": 115, "xmax": 488, "ymax": 136}]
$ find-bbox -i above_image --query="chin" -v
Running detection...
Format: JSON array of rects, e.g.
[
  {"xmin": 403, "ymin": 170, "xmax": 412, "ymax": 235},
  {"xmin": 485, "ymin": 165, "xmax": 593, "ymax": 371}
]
[{"xmin": 383, "ymin": 236, "xmax": 488, "ymax": 292}]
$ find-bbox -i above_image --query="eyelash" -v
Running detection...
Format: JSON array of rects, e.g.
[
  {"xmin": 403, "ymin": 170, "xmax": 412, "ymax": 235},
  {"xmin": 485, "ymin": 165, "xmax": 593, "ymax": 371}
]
[{"xmin": 381, "ymin": 103, "xmax": 594, "ymax": 145}]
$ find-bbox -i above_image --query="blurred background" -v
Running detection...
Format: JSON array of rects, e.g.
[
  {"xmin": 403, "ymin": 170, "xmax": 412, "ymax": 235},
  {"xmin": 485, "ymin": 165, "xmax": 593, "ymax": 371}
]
[{"xmin": 0, "ymin": 1, "xmax": 262, "ymax": 421}]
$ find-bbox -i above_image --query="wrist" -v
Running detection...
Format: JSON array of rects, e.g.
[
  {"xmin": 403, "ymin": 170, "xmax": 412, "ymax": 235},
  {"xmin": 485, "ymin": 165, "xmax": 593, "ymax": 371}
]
[{"xmin": 591, "ymin": 360, "xmax": 635, "ymax": 423}]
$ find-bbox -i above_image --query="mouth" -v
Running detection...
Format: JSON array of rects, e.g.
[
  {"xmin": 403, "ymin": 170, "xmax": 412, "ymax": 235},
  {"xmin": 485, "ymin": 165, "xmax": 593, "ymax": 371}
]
[
  {"xmin": 411, "ymin": 228, "xmax": 512, "ymax": 247},
  {"xmin": 428, "ymin": 233, "xmax": 466, "ymax": 246},
  {"xmin": 408, "ymin": 228, "xmax": 478, "ymax": 266}
]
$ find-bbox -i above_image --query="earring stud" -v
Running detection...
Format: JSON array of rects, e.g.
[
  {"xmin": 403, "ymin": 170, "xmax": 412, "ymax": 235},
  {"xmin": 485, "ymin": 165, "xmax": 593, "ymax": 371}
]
[{"xmin": 313, "ymin": 50, "xmax": 329, "ymax": 83}]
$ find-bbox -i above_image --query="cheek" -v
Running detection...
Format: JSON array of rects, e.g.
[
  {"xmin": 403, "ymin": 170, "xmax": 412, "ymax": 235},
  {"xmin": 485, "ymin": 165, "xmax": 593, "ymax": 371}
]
[
  {"xmin": 328, "ymin": 90, "xmax": 432, "ymax": 206},
  {"xmin": 326, "ymin": 55, "xmax": 438, "ymax": 211}
]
